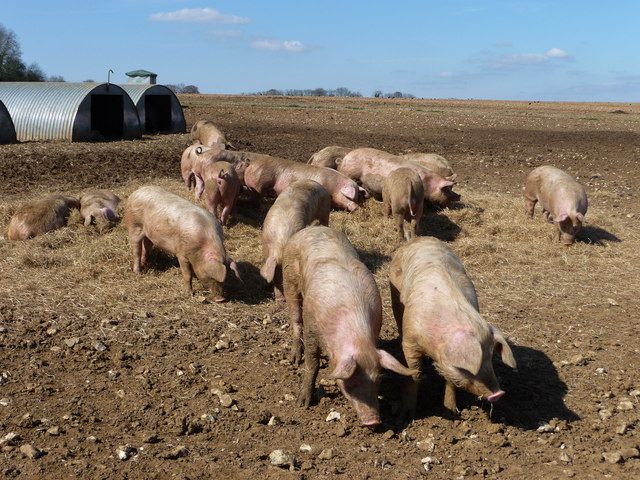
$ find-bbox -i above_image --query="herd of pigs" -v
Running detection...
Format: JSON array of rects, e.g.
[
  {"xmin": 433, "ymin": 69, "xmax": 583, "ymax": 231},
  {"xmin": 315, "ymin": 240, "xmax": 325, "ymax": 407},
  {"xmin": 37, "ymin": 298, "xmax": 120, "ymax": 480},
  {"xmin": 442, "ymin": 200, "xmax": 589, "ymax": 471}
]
[{"xmin": 5, "ymin": 119, "xmax": 589, "ymax": 428}]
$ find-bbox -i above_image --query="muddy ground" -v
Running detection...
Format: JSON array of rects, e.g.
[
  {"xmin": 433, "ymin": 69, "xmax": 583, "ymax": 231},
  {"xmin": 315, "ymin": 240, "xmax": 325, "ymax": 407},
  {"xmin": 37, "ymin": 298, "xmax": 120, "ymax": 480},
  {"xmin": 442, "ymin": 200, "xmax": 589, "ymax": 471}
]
[{"xmin": 0, "ymin": 95, "xmax": 639, "ymax": 479}]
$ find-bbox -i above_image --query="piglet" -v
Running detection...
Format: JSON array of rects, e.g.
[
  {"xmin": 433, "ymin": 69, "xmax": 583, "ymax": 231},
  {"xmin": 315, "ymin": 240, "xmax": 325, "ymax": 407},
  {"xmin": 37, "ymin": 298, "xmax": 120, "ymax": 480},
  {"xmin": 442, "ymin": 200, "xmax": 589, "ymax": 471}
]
[
  {"xmin": 389, "ymin": 237, "xmax": 517, "ymax": 419},
  {"xmin": 382, "ymin": 168, "xmax": 424, "ymax": 240},
  {"xmin": 202, "ymin": 161, "xmax": 242, "ymax": 226},
  {"xmin": 307, "ymin": 146, "xmax": 352, "ymax": 169},
  {"xmin": 79, "ymin": 190, "xmax": 121, "ymax": 226},
  {"xmin": 124, "ymin": 186, "xmax": 240, "ymax": 302},
  {"xmin": 525, "ymin": 165, "xmax": 588, "ymax": 245},
  {"xmin": 260, "ymin": 180, "xmax": 331, "ymax": 298},
  {"xmin": 282, "ymin": 225, "xmax": 415, "ymax": 427},
  {"xmin": 7, "ymin": 194, "xmax": 80, "ymax": 240}
]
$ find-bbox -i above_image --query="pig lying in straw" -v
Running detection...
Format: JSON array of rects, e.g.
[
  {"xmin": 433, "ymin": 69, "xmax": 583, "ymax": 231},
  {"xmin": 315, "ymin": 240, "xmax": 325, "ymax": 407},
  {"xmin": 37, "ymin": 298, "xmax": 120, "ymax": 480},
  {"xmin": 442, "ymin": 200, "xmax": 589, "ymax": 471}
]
[
  {"xmin": 525, "ymin": 165, "xmax": 588, "ymax": 245},
  {"xmin": 79, "ymin": 190, "xmax": 120, "ymax": 226},
  {"xmin": 338, "ymin": 147, "xmax": 460, "ymax": 207},
  {"xmin": 260, "ymin": 180, "xmax": 331, "ymax": 299},
  {"xmin": 400, "ymin": 152, "xmax": 457, "ymax": 181},
  {"xmin": 202, "ymin": 161, "xmax": 242, "ymax": 226},
  {"xmin": 241, "ymin": 154, "xmax": 365, "ymax": 211},
  {"xmin": 282, "ymin": 225, "xmax": 415, "ymax": 427},
  {"xmin": 307, "ymin": 146, "xmax": 353, "ymax": 169},
  {"xmin": 389, "ymin": 237, "xmax": 517, "ymax": 419},
  {"xmin": 382, "ymin": 168, "xmax": 424, "ymax": 241},
  {"xmin": 7, "ymin": 194, "xmax": 80, "ymax": 240},
  {"xmin": 125, "ymin": 186, "xmax": 240, "ymax": 302},
  {"xmin": 190, "ymin": 120, "xmax": 233, "ymax": 148}
]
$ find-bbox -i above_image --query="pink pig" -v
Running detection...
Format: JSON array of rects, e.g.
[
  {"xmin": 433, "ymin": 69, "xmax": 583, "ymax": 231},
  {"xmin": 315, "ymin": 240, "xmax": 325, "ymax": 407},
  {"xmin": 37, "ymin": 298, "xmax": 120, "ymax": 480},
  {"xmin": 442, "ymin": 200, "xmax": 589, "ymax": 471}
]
[
  {"xmin": 389, "ymin": 237, "xmax": 517, "ymax": 419},
  {"xmin": 202, "ymin": 161, "xmax": 242, "ymax": 226}
]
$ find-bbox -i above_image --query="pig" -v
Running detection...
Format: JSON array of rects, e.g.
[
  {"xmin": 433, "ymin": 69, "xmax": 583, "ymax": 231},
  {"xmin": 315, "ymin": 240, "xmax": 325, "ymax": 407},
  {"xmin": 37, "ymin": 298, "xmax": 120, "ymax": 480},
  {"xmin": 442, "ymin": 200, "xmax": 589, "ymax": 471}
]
[
  {"xmin": 202, "ymin": 161, "xmax": 242, "ymax": 226},
  {"xmin": 400, "ymin": 152, "xmax": 457, "ymax": 181},
  {"xmin": 382, "ymin": 168, "xmax": 424, "ymax": 241},
  {"xmin": 525, "ymin": 166, "xmax": 588, "ymax": 245},
  {"xmin": 338, "ymin": 148, "xmax": 460, "ymax": 207},
  {"xmin": 79, "ymin": 190, "xmax": 121, "ymax": 226},
  {"xmin": 307, "ymin": 146, "xmax": 353, "ymax": 169},
  {"xmin": 389, "ymin": 237, "xmax": 517, "ymax": 419},
  {"xmin": 7, "ymin": 194, "xmax": 80, "ymax": 240},
  {"xmin": 242, "ymin": 154, "xmax": 365, "ymax": 211},
  {"xmin": 260, "ymin": 180, "xmax": 331, "ymax": 299},
  {"xmin": 124, "ymin": 185, "xmax": 240, "ymax": 302},
  {"xmin": 282, "ymin": 226, "xmax": 415, "ymax": 427},
  {"xmin": 180, "ymin": 144, "xmax": 226, "ymax": 195},
  {"xmin": 190, "ymin": 120, "xmax": 233, "ymax": 148}
]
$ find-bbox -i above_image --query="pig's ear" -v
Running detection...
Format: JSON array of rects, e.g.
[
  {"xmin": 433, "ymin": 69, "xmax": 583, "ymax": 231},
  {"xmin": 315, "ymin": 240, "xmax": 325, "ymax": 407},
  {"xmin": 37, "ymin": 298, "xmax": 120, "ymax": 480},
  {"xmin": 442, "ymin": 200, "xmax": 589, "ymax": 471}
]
[
  {"xmin": 210, "ymin": 261, "xmax": 227, "ymax": 283},
  {"xmin": 441, "ymin": 179, "xmax": 456, "ymax": 189},
  {"xmin": 575, "ymin": 212, "xmax": 584, "ymax": 222},
  {"xmin": 555, "ymin": 213, "xmax": 568, "ymax": 223},
  {"xmin": 493, "ymin": 328, "xmax": 517, "ymax": 369},
  {"xmin": 377, "ymin": 349, "xmax": 417, "ymax": 377},
  {"xmin": 229, "ymin": 260, "xmax": 242, "ymax": 282},
  {"xmin": 446, "ymin": 331, "xmax": 482, "ymax": 375},
  {"xmin": 331, "ymin": 355, "xmax": 357, "ymax": 380},
  {"xmin": 340, "ymin": 184, "xmax": 358, "ymax": 201}
]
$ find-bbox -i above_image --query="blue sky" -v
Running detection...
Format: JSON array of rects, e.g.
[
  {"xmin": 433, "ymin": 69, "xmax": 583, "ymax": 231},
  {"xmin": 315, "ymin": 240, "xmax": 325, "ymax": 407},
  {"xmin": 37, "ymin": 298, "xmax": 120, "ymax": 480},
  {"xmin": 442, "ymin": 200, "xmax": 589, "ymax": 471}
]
[{"xmin": 3, "ymin": 0, "xmax": 639, "ymax": 101}]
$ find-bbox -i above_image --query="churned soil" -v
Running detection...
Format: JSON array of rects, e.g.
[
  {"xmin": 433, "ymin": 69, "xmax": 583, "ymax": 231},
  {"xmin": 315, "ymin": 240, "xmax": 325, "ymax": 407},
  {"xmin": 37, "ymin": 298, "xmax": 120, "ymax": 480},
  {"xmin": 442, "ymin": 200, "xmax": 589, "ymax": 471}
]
[{"xmin": 0, "ymin": 95, "xmax": 639, "ymax": 479}]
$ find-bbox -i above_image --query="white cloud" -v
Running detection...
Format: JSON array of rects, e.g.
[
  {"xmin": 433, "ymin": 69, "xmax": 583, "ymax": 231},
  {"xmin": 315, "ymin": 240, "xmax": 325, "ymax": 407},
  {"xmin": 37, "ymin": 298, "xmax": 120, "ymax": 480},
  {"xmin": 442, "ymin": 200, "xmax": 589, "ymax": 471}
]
[
  {"xmin": 545, "ymin": 47, "xmax": 570, "ymax": 59},
  {"xmin": 149, "ymin": 8, "xmax": 249, "ymax": 24},
  {"xmin": 250, "ymin": 39, "xmax": 307, "ymax": 53},
  {"xmin": 489, "ymin": 47, "xmax": 572, "ymax": 68}
]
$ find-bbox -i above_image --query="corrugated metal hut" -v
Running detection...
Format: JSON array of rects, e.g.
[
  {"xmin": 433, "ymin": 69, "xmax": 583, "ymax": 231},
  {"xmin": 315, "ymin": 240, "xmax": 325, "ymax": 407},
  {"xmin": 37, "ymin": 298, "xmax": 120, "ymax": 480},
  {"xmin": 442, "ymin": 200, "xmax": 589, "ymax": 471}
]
[
  {"xmin": 119, "ymin": 84, "xmax": 186, "ymax": 134},
  {"xmin": 0, "ymin": 82, "xmax": 142, "ymax": 142},
  {"xmin": 0, "ymin": 99, "xmax": 17, "ymax": 144}
]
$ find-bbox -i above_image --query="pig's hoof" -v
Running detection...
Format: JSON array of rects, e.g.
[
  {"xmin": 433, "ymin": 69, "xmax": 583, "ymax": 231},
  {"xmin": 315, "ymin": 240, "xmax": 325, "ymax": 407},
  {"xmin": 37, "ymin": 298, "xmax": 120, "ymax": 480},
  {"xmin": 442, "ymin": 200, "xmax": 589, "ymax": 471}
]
[
  {"xmin": 297, "ymin": 390, "xmax": 313, "ymax": 408},
  {"xmin": 289, "ymin": 350, "xmax": 302, "ymax": 365}
]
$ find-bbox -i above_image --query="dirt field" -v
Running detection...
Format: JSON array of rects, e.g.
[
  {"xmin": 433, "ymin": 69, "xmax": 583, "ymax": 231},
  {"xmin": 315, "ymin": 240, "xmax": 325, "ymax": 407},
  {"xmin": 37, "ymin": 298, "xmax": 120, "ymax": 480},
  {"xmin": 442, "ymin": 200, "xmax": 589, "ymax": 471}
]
[{"xmin": 1, "ymin": 95, "xmax": 639, "ymax": 479}]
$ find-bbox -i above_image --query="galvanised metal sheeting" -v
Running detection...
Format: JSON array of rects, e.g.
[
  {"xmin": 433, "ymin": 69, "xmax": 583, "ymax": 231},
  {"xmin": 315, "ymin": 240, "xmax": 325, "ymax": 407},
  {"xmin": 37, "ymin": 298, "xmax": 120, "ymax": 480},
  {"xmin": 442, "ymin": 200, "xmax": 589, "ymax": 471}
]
[
  {"xmin": 0, "ymin": 82, "xmax": 142, "ymax": 142},
  {"xmin": 0, "ymin": 99, "xmax": 16, "ymax": 144},
  {"xmin": 119, "ymin": 84, "xmax": 186, "ymax": 134}
]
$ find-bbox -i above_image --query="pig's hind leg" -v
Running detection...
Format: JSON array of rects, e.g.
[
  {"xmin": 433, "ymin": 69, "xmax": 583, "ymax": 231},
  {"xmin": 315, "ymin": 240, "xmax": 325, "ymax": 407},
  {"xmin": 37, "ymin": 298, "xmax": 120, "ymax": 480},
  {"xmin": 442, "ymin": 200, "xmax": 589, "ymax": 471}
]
[
  {"xmin": 400, "ymin": 343, "xmax": 423, "ymax": 421},
  {"xmin": 283, "ymin": 263, "xmax": 304, "ymax": 364},
  {"xmin": 298, "ymin": 321, "xmax": 321, "ymax": 408},
  {"xmin": 140, "ymin": 237, "xmax": 153, "ymax": 269}
]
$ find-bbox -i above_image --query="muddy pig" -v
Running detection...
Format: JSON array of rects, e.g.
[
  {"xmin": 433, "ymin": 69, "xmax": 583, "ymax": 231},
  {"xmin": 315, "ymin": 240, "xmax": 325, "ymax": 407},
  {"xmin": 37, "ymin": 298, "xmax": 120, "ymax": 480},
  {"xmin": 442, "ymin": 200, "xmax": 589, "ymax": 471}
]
[
  {"xmin": 202, "ymin": 161, "xmax": 242, "ymax": 226},
  {"xmin": 243, "ymin": 154, "xmax": 365, "ymax": 211},
  {"xmin": 382, "ymin": 168, "xmax": 424, "ymax": 241},
  {"xmin": 525, "ymin": 165, "xmax": 588, "ymax": 245},
  {"xmin": 282, "ymin": 226, "xmax": 415, "ymax": 427},
  {"xmin": 401, "ymin": 152, "xmax": 457, "ymax": 181},
  {"xmin": 7, "ymin": 194, "xmax": 80, "ymax": 240},
  {"xmin": 190, "ymin": 120, "xmax": 233, "ymax": 148},
  {"xmin": 260, "ymin": 180, "xmax": 331, "ymax": 299},
  {"xmin": 307, "ymin": 146, "xmax": 352, "ymax": 169},
  {"xmin": 180, "ymin": 144, "xmax": 226, "ymax": 194},
  {"xmin": 389, "ymin": 237, "xmax": 517, "ymax": 419},
  {"xmin": 339, "ymin": 148, "xmax": 460, "ymax": 207},
  {"xmin": 125, "ymin": 185, "xmax": 240, "ymax": 302},
  {"xmin": 79, "ymin": 190, "xmax": 121, "ymax": 226}
]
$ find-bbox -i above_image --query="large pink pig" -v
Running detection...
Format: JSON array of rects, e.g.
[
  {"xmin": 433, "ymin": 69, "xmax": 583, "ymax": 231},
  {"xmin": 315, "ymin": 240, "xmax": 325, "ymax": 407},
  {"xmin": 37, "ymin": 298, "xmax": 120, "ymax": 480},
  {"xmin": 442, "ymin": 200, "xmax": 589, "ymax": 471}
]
[
  {"xmin": 338, "ymin": 148, "xmax": 460, "ymax": 207},
  {"xmin": 260, "ymin": 180, "xmax": 331, "ymax": 298},
  {"xmin": 125, "ymin": 186, "xmax": 240, "ymax": 302},
  {"xmin": 400, "ymin": 152, "xmax": 457, "ymax": 181},
  {"xmin": 282, "ymin": 226, "xmax": 415, "ymax": 427},
  {"xmin": 242, "ymin": 154, "xmax": 365, "ymax": 211},
  {"xmin": 7, "ymin": 194, "xmax": 80, "ymax": 240},
  {"xmin": 202, "ymin": 161, "xmax": 242, "ymax": 226},
  {"xmin": 389, "ymin": 237, "xmax": 517, "ymax": 419},
  {"xmin": 307, "ymin": 146, "xmax": 353, "ymax": 169},
  {"xmin": 525, "ymin": 166, "xmax": 588, "ymax": 245}
]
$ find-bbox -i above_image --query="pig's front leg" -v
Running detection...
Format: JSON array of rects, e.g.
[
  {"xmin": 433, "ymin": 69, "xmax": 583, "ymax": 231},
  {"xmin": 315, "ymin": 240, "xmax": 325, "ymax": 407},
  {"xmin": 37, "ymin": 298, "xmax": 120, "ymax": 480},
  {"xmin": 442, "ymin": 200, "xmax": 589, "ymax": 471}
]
[
  {"xmin": 444, "ymin": 381, "xmax": 459, "ymax": 415},
  {"xmin": 194, "ymin": 175, "xmax": 205, "ymax": 201},
  {"xmin": 140, "ymin": 237, "xmax": 152, "ymax": 269},
  {"xmin": 177, "ymin": 255, "xmax": 194, "ymax": 295},
  {"xmin": 283, "ymin": 264, "xmax": 303, "ymax": 364},
  {"xmin": 129, "ymin": 232, "xmax": 145, "ymax": 273},
  {"xmin": 400, "ymin": 343, "xmax": 423, "ymax": 421},
  {"xmin": 298, "ymin": 325, "xmax": 321, "ymax": 408}
]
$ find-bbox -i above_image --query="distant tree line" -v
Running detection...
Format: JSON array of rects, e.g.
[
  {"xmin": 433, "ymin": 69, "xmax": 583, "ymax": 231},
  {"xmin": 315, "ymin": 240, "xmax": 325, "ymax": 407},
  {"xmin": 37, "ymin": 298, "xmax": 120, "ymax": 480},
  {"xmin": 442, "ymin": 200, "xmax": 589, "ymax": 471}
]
[
  {"xmin": 373, "ymin": 90, "xmax": 416, "ymax": 99},
  {"xmin": 165, "ymin": 84, "xmax": 200, "ymax": 94},
  {"xmin": 0, "ymin": 24, "xmax": 64, "ymax": 82},
  {"xmin": 250, "ymin": 87, "xmax": 363, "ymax": 97}
]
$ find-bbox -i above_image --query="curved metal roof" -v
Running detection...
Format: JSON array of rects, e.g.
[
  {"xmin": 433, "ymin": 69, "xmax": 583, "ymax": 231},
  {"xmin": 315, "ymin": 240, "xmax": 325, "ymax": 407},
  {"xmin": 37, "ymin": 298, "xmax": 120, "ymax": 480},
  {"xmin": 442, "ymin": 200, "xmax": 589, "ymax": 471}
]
[
  {"xmin": 119, "ymin": 84, "xmax": 172, "ymax": 104},
  {"xmin": 0, "ymin": 99, "xmax": 16, "ymax": 144},
  {"xmin": 119, "ymin": 84, "xmax": 186, "ymax": 134},
  {"xmin": 0, "ymin": 82, "xmax": 142, "ymax": 141}
]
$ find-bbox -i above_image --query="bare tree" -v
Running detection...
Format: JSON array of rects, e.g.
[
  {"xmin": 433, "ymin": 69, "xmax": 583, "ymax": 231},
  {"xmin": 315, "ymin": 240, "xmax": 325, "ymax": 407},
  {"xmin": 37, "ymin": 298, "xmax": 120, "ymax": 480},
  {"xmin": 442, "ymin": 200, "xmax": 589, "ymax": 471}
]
[
  {"xmin": 0, "ymin": 24, "xmax": 46, "ymax": 81},
  {"xmin": 48, "ymin": 75, "xmax": 65, "ymax": 82},
  {"xmin": 181, "ymin": 85, "xmax": 199, "ymax": 94}
]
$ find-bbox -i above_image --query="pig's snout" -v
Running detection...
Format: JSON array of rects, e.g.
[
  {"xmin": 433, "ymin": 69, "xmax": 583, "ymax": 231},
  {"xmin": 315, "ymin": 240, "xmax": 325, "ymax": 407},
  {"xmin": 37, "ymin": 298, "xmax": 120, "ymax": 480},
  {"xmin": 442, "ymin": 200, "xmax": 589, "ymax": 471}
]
[
  {"xmin": 486, "ymin": 390, "xmax": 505, "ymax": 403},
  {"xmin": 361, "ymin": 416, "xmax": 381, "ymax": 429}
]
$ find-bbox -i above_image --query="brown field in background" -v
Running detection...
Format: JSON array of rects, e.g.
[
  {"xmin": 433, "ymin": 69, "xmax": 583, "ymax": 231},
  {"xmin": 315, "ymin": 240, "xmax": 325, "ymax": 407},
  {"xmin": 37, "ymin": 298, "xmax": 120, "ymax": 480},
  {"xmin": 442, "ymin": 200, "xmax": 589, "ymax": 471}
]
[{"xmin": 0, "ymin": 95, "xmax": 639, "ymax": 479}]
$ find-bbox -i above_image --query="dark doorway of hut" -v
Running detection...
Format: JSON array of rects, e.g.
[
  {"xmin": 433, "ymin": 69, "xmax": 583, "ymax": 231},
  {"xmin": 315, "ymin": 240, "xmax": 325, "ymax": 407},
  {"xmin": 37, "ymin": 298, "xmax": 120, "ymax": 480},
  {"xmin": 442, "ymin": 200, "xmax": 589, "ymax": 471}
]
[
  {"xmin": 145, "ymin": 95, "xmax": 171, "ymax": 133},
  {"xmin": 90, "ymin": 95, "xmax": 124, "ymax": 140}
]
